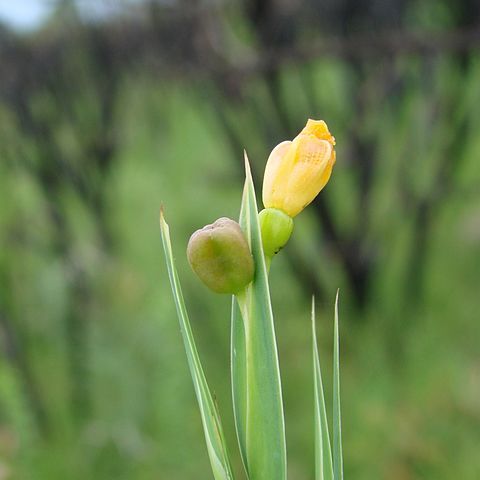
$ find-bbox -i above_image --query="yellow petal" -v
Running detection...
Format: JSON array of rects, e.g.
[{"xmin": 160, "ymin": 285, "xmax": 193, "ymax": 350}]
[
  {"xmin": 282, "ymin": 136, "xmax": 333, "ymax": 217},
  {"xmin": 301, "ymin": 119, "xmax": 336, "ymax": 145},
  {"xmin": 262, "ymin": 140, "xmax": 292, "ymax": 211}
]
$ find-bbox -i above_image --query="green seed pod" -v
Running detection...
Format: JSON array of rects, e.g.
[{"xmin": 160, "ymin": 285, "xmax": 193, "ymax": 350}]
[
  {"xmin": 187, "ymin": 217, "xmax": 254, "ymax": 294},
  {"xmin": 259, "ymin": 208, "xmax": 294, "ymax": 257}
]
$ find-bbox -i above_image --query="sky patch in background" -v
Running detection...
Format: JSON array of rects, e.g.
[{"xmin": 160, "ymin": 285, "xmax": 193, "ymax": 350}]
[{"xmin": 0, "ymin": 0, "xmax": 52, "ymax": 30}]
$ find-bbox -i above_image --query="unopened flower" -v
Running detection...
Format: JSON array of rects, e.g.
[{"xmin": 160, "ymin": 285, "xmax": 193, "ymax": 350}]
[
  {"xmin": 262, "ymin": 119, "xmax": 336, "ymax": 218},
  {"xmin": 187, "ymin": 218, "xmax": 254, "ymax": 294}
]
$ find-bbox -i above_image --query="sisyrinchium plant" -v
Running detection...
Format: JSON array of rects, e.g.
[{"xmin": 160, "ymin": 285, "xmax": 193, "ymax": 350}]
[{"xmin": 160, "ymin": 119, "xmax": 343, "ymax": 480}]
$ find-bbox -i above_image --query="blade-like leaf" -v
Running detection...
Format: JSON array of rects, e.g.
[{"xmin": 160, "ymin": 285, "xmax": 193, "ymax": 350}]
[
  {"xmin": 231, "ymin": 297, "xmax": 248, "ymax": 475},
  {"xmin": 231, "ymin": 153, "xmax": 287, "ymax": 480},
  {"xmin": 312, "ymin": 297, "xmax": 334, "ymax": 480},
  {"xmin": 160, "ymin": 211, "xmax": 234, "ymax": 480},
  {"xmin": 332, "ymin": 291, "xmax": 343, "ymax": 480},
  {"xmin": 230, "ymin": 156, "xmax": 252, "ymax": 475}
]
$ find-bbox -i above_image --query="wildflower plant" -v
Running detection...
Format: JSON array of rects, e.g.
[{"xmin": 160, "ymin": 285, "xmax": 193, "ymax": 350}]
[{"xmin": 160, "ymin": 119, "xmax": 343, "ymax": 479}]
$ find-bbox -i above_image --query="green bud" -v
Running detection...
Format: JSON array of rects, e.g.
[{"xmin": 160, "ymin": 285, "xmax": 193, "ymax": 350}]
[
  {"xmin": 187, "ymin": 217, "xmax": 254, "ymax": 294},
  {"xmin": 259, "ymin": 208, "xmax": 294, "ymax": 257}
]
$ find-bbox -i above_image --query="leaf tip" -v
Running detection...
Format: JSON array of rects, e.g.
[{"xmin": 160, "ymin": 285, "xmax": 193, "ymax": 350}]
[
  {"xmin": 159, "ymin": 205, "xmax": 169, "ymax": 234},
  {"xmin": 311, "ymin": 295, "xmax": 317, "ymax": 340},
  {"xmin": 243, "ymin": 150, "xmax": 252, "ymax": 179}
]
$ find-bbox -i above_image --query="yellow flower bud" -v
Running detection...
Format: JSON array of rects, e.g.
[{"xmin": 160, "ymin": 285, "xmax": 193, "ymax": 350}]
[{"xmin": 262, "ymin": 119, "xmax": 336, "ymax": 217}]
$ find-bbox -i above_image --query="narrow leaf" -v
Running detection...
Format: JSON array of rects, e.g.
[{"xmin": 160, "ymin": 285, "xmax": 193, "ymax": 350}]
[
  {"xmin": 231, "ymin": 154, "xmax": 287, "ymax": 480},
  {"xmin": 332, "ymin": 290, "xmax": 343, "ymax": 480},
  {"xmin": 160, "ymin": 210, "xmax": 234, "ymax": 480},
  {"xmin": 231, "ymin": 297, "xmax": 248, "ymax": 475},
  {"xmin": 312, "ymin": 297, "xmax": 334, "ymax": 480}
]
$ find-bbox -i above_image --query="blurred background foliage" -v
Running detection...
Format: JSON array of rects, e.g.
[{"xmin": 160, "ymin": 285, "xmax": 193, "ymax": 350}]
[{"xmin": 0, "ymin": 0, "xmax": 479, "ymax": 478}]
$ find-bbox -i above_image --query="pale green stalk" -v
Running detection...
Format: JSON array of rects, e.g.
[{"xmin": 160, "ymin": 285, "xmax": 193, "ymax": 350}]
[{"xmin": 231, "ymin": 154, "xmax": 287, "ymax": 480}]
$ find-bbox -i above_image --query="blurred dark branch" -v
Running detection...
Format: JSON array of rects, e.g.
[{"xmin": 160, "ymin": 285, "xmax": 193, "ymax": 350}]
[
  {"xmin": 400, "ymin": 62, "xmax": 473, "ymax": 305},
  {"xmin": 297, "ymin": 63, "xmax": 376, "ymax": 307},
  {"xmin": 243, "ymin": 26, "xmax": 480, "ymax": 76},
  {"xmin": 2, "ymin": 17, "xmax": 480, "ymax": 92}
]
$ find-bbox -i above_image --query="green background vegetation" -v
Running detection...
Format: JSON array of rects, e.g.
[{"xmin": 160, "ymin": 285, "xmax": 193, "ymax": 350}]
[{"xmin": 0, "ymin": 1, "xmax": 479, "ymax": 478}]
